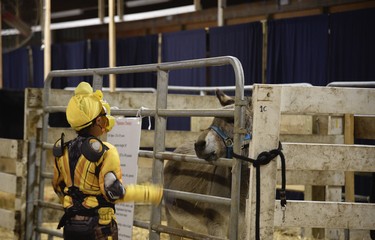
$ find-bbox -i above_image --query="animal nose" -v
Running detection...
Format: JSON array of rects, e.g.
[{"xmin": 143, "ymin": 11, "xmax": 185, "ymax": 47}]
[{"xmin": 194, "ymin": 140, "xmax": 206, "ymax": 152}]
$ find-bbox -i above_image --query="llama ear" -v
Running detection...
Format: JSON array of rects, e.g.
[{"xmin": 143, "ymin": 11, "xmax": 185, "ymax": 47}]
[{"xmin": 216, "ymin": 89, "xmax": 235, "ymax": 106}]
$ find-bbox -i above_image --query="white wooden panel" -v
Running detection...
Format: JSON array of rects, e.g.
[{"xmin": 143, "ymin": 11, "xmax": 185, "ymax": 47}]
[
  {"xmin": 247, "ymin": 85, "xmax": 282, "ymax": 240},
  {"xmin": 34, "ymin": 88, "xmax": 221, "ymax": 109},
  {"xmin": 45, "ymin": 127, "xmax": 81, "ymax": 143},
  {"xmin": 280, "ymin": 86, "xmax": 375, "ymax": 115},
  {"xmin": 14, "ymin": 198, "xmax": 23, "ymax": 211},
  {"xmin": 0, "ymin": 208, "xmax": 16, "ymax": 230},
  {"xmin": 281, "ymin": 143, "xmax": 375, "ymax": 172},
  {"xmin": 280, "ymin": 134, "xmax": 344, "ymax": 144},
  {"xmin": 0, "ymin": 157, "xmax": 16, "ymax": 174},
  {"xmin": 328, "ymin": 116, "xmax": 344, "ymax": 135},
  {"xmin": 280, "ymin": 115, "xmax": 312, "ymax": 135},
  {"xmin": 0, "ymin": 139, "xmax": 18, "ymax": 159},
  {"xmin": 191, "ymin": 116, "xmax": 214, "ymax": 132},
  {"xmin": 141, "ymin": 130, "xmax": 200, "ymax": 149},
  {"xmin": 0, "ymin": 172, "xmax": 17, "ymax": 194},
  {"xmin": 47, "ymin": 128, "xmax": 201, "ymax": 149},
  {"xmin": 15, "ymin": 158, "xmax": 27, "ymax": 177},
  {"xmin": 326, "ymin": 186, "xmax": 342, "ymax": 202},
  {"xmin": 350, "ymin": 230, "xmax": 372, "ymax": 240},
  {"xmin": 276, "ymin": 170, "xmax": 345, "ymax": 186},
  {"xmin": 274, "ymin": 200, "xmax": 375, "ymax": 230}
]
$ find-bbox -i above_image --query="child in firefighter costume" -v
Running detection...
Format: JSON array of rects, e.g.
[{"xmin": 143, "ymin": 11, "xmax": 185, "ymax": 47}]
[{"xmin": 52, "ymin": 82, "xmax": 163, "ymax": 240}]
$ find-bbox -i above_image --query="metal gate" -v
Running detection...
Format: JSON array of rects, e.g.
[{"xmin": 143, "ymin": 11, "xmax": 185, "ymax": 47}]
[{"xmin": 29, "ymin": 56, "xmax": 247, "ymax": 240}]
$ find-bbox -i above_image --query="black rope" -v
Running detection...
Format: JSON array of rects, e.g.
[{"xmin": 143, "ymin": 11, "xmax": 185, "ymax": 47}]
[{"xmin": 233, "ymin": 142, "xmax": 287, "ymax": 240}]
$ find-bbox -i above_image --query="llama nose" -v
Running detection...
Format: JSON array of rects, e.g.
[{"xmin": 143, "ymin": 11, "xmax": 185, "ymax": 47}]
[{"xmin": 194, "ymin": 140, "xmax": 206, "ymax": 152}]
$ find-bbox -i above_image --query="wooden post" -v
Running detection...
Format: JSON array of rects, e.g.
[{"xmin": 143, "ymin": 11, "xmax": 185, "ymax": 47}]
[
  {"xmin": 98, "ymin": 0, "xmax": 105, "ymax": 23},
  {"xmin": 344, "ymin": 114, "xmax": 355, "ymax": 202},
  {"xmin": 109, "ymin": 0, "xmax": 116, "ymax": 92},
  {"xmin": 194, "ymin": 0, "xmax": 202, "ymax": 11},
  {"xmin": 117, "ymin": 0, "xmax": 124, "ymax": 21},
  {"xmin": 261, "ymin": 20, "xmax": 267, "ymax": 84},
  {"xmin": 217, "ymin": 0, "xmax": 226, "ymax": 26},
  {"xmin": 247, "ymin": 84, "xmax": 281, "ymax": 240},
  {"xmin": 43, "ymin": 0, "xmax": 51, "ymax": 79}
]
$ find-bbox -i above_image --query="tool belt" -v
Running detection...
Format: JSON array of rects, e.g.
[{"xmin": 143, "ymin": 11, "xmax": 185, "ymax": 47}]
[
  {"xmin": 61, "ymin": 212, "xmax": 118, "ymax": 240},
  {"xmin": 58, "ymin": 206, "xmax": 98, "ymax": 229},
  {"xmin": 58, "ymin": 186, "xmax": 115, "ymax": 229},
  {"xmin": 63, "ymin": 215, "xmax": 98, "ymax": 238}
]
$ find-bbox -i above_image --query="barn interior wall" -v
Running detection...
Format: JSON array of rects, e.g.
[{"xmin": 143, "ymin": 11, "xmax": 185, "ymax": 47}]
[
  {"xmin": 13, "ymin": 0, "xmax": 354, "ymax": 46},
  {"xmin": 2, "ymin": 0, "xmax": 374, "ymax": 92},
  {"xmin": 53, "ymin": 0, "xmax": 375, "ymax": 42}
]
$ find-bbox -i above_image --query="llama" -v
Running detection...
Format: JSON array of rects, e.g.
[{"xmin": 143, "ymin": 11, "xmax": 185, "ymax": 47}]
[{"xmin": 164, "ymin": 89, "xmax": 252, "ymax": 239}]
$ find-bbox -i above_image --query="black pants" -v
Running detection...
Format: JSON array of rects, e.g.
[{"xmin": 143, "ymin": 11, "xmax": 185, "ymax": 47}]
[{"xmin": 63, "ymin": 215, "xmax": 118, "ymax": 240}]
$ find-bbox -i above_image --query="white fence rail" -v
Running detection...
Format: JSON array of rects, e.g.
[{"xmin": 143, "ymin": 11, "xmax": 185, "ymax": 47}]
[{"xmin": 248, "ymin": 84, "xmax": 375, "ymax": 240}]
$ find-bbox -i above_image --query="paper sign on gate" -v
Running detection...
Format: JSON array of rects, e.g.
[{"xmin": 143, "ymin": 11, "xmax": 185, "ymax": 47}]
[{"xmin": 106, "ymin": 117, "xmax": 142, "ymax": 240}]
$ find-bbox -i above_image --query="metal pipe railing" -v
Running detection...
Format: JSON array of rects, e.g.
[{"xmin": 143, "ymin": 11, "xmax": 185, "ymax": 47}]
[
  {"xmin": 43, "ymin": 106, "xmax": 235, "ymax": 118},
  {"xmin": 39, "ymin": 56, "xmax": 246, "ymax": 240},
  {"xmin": 327, "ymin": 81, "xmax": 375, "ymax": 88},
  {"xmin": 139, "ymin": 150, "xmax": 233, "ymax": 167}
]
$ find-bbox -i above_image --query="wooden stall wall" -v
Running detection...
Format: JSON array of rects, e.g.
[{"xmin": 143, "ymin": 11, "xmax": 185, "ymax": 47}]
[
  {"xmin": 0, "ymin": 139, "xmax": 27, "ymax": 240},
  {"xmin": 22, "ymin": 86, "xmax": 375, "ymax": 239}
]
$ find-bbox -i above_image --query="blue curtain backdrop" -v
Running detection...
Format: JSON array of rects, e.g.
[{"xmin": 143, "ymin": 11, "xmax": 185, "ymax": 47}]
[
  {"xmin": 162, "ymin": 29, "xmax": 207, "ymax": 130},
  {"xmin": 116, "ymin": 35, "xmax": 159, "ymax": 131},
  {"xmin": 31, "ymin": 46, "xmax": 44, "ymax": 88},
  {"xmin": 32, "ymin": 41, "xmax": 88, "ymax": 89},
  {"xmin": 50, "ymin": 43, "xmax": 67, "ymax": 88},
  {"xmin": 2, "ymin": 47, "xmax": 30, "ymax": 90},
  {"xmin": 49, "ymin": 41, "xmax": 88, "ymax": 89},
  {"xmin": 24, "ymin": 37, "xmax": 157, "ymax": 89},
  {"xmin": 329, "ymin": 8, "xmax": 375, "ymax": 82},
  {"xmin": 162, "ymin": 29, "xmax": 207, "ymax": 87},
  {"xmin": 209, "ymin": 22, "xmax": 263, "ymax": 87},
  {"xmin": 63, "ymin": 41, "xmax": 88, "ymax": 87},
  {"xmin": 266, "ymin": 15, "xmax": 329, "ymax": 86},
  {"xmin": 116, "ymin": 34, "xmax": 158, "ymax": 88},
  {"xmin": 88, "ymin": 39, "xmax": 110, "ymax": 86},
  {"xmin": 3, "ymin": 9, "xmax": 375, "ymax": 91}
]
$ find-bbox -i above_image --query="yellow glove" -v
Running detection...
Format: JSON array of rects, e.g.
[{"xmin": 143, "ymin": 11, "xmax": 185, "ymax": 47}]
[
  {"xmin": 121, "ymin": 184, "xmax": 163, "ymax": 205},
  {"xmin": 98, "ymin": 207, "xmax": 115, "ymax": 225}
]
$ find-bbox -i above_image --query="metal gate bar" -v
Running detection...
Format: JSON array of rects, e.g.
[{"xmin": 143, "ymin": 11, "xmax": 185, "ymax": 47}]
[
  {"xmin": 139, "ymin": 150, "xmax": 233, "ymax": 167},
  {"xmin": 44, "ymin": 107, "xmax": 235, "ymax": 117},
  {"xmin": 37, "ymin": 56, "xmax": 245, "ymax": 240}
]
